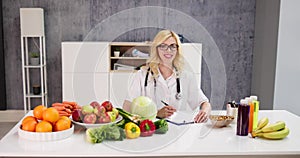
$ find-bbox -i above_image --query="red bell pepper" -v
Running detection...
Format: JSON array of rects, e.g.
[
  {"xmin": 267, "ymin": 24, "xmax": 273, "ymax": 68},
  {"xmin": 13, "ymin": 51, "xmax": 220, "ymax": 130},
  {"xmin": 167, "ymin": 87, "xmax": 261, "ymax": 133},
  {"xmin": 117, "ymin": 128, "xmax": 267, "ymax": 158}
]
[{"xmin": 139, "ymin": 119, "xmax": 156, "ymax": 137}]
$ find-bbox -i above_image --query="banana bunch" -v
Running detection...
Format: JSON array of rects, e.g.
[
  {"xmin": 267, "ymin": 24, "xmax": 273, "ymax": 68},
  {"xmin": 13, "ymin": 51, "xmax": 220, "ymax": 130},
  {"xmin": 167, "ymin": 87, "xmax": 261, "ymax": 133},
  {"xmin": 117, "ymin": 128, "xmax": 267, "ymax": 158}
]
[{"xmin": 251, "ymin": 117, "xmax": 290, "ymax": 140}]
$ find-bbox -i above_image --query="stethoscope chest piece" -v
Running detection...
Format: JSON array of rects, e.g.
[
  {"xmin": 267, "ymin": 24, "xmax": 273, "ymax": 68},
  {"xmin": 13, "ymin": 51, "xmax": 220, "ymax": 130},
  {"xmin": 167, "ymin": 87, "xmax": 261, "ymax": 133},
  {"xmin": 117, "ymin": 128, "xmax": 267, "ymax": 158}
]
[{"xmin": 175, "ymin": 93, "xmax": 182, "ymax": 100}]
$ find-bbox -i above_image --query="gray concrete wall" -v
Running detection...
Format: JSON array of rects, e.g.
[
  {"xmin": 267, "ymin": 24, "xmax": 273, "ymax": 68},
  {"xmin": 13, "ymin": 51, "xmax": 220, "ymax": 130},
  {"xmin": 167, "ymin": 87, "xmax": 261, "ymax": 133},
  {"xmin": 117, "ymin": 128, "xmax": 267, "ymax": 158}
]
[
  {"xmin": 0, "ymin": 0, "xmax": 6, "ymax": 109},
  {"xmin": 2, "ymin": 0, "xmax": 256, "ymax": 110}
]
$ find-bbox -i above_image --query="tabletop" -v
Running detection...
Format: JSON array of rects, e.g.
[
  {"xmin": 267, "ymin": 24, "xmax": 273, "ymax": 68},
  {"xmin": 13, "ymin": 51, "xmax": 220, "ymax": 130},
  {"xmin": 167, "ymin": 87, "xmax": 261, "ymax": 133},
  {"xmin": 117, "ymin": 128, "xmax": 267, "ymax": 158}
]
[{"xmin": 0, "ymin": 110, "xmax": 300, "ymax": 157}]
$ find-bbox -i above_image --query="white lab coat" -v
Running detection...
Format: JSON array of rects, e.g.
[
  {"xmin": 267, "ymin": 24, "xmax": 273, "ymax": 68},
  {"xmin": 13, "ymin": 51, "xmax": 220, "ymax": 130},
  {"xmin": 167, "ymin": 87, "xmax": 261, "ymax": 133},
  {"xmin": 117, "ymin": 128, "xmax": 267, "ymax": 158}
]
[{"xmin": 125, "ymin": 67, "xmax": 209, "ymax": 111}]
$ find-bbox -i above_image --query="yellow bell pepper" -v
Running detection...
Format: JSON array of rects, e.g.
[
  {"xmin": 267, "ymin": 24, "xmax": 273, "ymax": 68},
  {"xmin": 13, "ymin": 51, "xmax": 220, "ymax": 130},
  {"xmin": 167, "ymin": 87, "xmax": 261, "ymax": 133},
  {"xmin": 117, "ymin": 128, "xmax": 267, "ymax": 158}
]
[{"xmin": 125, "ymin": 122, "xmax": 140, "ymax": 139}]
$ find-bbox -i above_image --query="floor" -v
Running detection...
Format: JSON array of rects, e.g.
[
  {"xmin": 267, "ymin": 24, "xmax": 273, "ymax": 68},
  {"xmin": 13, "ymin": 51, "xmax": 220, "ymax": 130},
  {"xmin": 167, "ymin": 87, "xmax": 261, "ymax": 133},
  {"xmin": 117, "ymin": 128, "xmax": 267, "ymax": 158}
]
[{"xmin": 0, "ymin": 110, "xmax": 25, "ymax": 140}]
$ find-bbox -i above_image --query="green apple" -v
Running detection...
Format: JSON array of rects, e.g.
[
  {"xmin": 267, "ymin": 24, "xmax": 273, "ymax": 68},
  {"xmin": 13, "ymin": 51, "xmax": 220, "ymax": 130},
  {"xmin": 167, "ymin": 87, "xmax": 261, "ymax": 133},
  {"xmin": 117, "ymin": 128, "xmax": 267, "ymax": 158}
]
[
  {"xmin": 81, "ymin": 105, "xmax": 94, "ymax": 115},
  {"xmin": 112, "ymin": 108, "xmax": 119, "ymax": 118},
  {"xmin": 107, "ymin": 111, "xmax": 116, "ymax": 122}
]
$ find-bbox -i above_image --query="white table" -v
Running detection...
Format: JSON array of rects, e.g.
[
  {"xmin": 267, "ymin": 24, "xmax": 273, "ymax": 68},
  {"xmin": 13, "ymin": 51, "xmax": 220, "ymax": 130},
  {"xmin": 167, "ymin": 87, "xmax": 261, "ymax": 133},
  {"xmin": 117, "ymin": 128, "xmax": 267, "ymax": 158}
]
[{"xmin": 0, "ymin": 110, "xmax": 300, "ymax": 158}]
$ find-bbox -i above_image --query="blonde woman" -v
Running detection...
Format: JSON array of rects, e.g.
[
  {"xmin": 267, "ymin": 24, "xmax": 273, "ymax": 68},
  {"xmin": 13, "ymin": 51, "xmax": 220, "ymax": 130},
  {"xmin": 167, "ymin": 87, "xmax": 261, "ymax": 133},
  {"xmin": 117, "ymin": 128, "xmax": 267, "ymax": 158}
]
[{"xmin": 123, "ymin": 30, "xmax": 211, "ymax": 123}]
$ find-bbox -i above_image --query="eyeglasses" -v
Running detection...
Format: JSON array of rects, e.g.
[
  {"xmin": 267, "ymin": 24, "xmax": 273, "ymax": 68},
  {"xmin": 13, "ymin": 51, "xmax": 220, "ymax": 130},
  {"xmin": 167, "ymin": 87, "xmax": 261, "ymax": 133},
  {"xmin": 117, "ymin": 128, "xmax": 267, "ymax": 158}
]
[{"xmin": 157, "ymin": 44, "xmax": 178, "ymax": 52}]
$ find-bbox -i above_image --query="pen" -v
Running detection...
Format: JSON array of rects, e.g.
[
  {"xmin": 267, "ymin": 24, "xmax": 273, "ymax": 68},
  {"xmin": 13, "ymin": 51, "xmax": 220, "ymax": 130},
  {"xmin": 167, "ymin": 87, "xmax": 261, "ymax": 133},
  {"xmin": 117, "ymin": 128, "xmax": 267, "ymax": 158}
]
[{"xmin": 161, "ymin": 100, "xmax": 169, "ymax": 106}]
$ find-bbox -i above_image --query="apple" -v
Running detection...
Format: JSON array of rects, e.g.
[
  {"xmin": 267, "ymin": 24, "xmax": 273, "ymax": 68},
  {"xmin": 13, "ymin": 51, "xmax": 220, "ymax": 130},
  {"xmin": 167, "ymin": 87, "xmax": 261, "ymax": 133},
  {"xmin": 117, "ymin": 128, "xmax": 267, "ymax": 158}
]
[
  {"xmin": 81, "ymin": 105, "xmax": 94, "ymax": 115},
  {"xmin": 90, "ymin": 101, "xmax": 100, "ymax": 108},
  {"xmin": 72, "ymin": 109, "xmax": 82, "ymax": 122},
  {"xmin": 98, "ymin": 113, "xmax": 111, "ymax": 123},
  {"xmin": 83, "ymin": 113, "xmax": 97, "ymax": 124},
  {"xmin": 112, "ymin": 108, "xmax": 119, "ymax": 118},
  {"xmin": 107, "ymin": 111, "xmax": 116, "ymax": 122},
  {"xmin": 94, "ymin": 105, "xmax": 106, "ymax": 117},
  {"xmin": 101, "ymin": 101, "xmax": 113, "ymax": 112}
]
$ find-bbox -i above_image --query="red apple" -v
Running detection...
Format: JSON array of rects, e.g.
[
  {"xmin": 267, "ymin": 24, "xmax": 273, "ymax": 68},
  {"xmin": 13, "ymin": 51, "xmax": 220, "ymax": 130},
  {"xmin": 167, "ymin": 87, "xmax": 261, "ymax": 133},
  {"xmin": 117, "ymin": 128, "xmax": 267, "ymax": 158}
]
[
  {"xmin": 94, "ymin": 105, "xmax": 106, "ymax": 117},
  {"xmin": 98, "ymin": 113, "xmax": 111, "ymax": 123},
  {"xmin": 83, "ymin": 113, "xmax": 97, "ymax": 124},
  {"xmin": 90, "ymin": 101, "xmax": 100, "ymax": 108},
  {"xmin": 72, "ymin": 109, "xmax": 82, "ymax": 122},
  {"xmin": 101, "ymin": 101, "xmax": 113, "ymax": 112}
]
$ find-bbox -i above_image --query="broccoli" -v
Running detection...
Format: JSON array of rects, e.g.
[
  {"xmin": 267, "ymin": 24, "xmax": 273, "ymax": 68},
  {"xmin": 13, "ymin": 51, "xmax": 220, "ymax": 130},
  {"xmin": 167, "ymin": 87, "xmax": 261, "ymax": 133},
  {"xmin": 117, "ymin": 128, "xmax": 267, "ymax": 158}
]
[
  {"xmin": 154, "ymin": 119, "xmax": 168, "ymax": 134},
  {"xmin": 86, "ymin": 124, "xmax": 125, "ymax": 143}
]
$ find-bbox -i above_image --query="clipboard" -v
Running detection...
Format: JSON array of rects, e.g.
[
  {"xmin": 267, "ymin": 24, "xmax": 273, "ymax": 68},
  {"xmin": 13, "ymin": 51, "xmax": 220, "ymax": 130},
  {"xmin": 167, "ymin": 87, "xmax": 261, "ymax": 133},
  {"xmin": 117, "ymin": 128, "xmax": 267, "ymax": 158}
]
[
  {"xmin": 166, "ymin": 120, "xmax": 194, "ymax": 126},
  {"xmin": 165, "ymin": 111, "xmax": 195, "ymax": 126}
]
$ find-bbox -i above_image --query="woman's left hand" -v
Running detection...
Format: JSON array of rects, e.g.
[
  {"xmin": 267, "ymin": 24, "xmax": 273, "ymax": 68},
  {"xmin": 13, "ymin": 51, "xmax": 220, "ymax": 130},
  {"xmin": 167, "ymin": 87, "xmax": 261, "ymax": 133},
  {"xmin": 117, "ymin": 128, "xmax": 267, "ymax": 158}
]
[
  {"xmin": 194, "ymin": 110, "xmax": 208, "ymax": 123},
  {"xmin": 194, "ymin": 102, "xmax": 211, "ymax": 123}
]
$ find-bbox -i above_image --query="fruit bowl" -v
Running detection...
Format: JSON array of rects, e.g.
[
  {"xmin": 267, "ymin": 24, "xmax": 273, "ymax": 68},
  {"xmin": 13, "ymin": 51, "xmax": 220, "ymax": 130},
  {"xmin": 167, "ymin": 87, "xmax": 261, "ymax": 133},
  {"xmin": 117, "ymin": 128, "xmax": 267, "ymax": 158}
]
[
  {"xmin": 18, "ymin": 125, "xmax": 74, "ymax": 141},
  {"xmin": 71, "ymin": 115, "xmax": 123, "ymax": 128},
  {"xmin": 209, "ymin": 115, "xmax": 234, "ymax": 127}
]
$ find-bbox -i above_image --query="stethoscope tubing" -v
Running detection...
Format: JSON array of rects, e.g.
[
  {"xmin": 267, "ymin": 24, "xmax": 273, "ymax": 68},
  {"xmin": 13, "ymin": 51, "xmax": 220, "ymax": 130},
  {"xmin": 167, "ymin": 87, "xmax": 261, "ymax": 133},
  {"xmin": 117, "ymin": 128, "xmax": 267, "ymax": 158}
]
[{"xmin": 144, "ymin": 67, "xmax": 182, "ymax": 100}]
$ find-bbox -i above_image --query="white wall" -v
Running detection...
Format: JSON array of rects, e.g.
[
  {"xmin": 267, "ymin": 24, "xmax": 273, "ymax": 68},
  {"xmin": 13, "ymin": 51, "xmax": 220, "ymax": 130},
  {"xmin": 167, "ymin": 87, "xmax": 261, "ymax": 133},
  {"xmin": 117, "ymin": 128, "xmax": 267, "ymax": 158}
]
[
  {"xmin": 274, "ymin": 0, "xmax": 300, "ymax": 116},
  {"xmin": 251, "ymin": 0, "xmax": 280, "ymax": 110}
]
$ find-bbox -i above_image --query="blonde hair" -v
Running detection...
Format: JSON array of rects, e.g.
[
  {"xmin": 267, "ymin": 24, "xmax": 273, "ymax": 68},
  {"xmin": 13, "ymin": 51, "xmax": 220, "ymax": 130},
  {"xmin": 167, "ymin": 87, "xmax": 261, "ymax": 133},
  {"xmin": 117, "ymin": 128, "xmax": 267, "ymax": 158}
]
[{"xmin": 146, "ymin": 30, "xmax": 184, "ymax": 77}]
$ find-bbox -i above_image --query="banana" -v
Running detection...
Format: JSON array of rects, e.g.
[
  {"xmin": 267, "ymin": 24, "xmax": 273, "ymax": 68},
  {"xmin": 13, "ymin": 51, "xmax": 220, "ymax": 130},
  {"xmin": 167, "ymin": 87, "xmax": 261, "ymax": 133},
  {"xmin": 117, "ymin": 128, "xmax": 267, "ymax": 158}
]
[
  {"xmin": 260, "ymin": 121, "xmax": 286, "ymax": 133},
  {"xmin": 251, "ymin": 120, "xmax": 286, "ymax": 138},
  {"xmin": 256, "ymin": 117, "xmax": 269, "ymax": 130},
  {"xmin": 251, "ymin": 117, "xmax": 269, "ymax": 137},
  {"xmin": 256, "ymin": 127, "xmax": 290, "ymax": 140}
]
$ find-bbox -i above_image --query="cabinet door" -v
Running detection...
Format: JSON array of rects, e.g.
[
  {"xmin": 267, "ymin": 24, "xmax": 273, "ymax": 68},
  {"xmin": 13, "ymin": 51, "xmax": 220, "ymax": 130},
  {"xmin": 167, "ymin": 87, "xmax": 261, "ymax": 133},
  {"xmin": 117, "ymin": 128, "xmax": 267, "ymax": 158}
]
[
  {"xmin": 181, "ymin": 43, "xmax": 202, "ymax": 87},
  {"xmin": 62, "ymin": 42, "xmax": 109, "ymax": 73},
  {"xmin": 109, "ymin": 72, "xmax": 135, "ymax": 108},
  {"xmin": 62, "ymin": 72, "xmax": 109, "ymax": 105}
]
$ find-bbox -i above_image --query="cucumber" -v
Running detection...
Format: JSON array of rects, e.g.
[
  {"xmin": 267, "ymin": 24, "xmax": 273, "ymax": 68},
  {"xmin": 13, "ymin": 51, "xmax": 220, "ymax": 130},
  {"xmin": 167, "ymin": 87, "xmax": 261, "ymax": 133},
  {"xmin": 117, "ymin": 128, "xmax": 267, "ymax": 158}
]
[{"xmin": 116, "ymin": 108, "xmax": 142, "ymax": 125}]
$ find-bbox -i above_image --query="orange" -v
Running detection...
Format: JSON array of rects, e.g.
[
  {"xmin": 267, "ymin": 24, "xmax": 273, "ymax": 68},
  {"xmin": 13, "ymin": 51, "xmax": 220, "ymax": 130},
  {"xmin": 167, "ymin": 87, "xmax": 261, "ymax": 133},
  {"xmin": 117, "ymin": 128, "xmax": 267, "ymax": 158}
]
[
  {"xmin": 33, "ymin": 105, "xmax": 47, "ymax": 120},
  {"xmin": 21, "ymin": 119, "xmax": 38, "ymax": 132},
  {"xmin": 59, "ymin": 116, "xmax": 71, "ymax": 126},
  {"xmin": 43, "ymin": 107, "xmax": 60, "ymax": 123},
  {"xmin": 22, "ymin": 116, "xmax": 37, "ymax": 126},
  {"xmin": 35, "ymin": 121, "xmax": 53, "ymax": 132},
  {"xmin": 54, "ymin": 118, "xmax": 71, "ymax": 132}
]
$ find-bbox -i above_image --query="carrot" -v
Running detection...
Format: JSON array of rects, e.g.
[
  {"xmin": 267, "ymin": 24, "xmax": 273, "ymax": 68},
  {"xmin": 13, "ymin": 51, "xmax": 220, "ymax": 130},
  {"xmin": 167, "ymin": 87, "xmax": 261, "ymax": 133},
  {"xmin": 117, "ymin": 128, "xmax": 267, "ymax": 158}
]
[
  {"xmin": 53, "ymin": 106, "xmax": 66, "ymax": 111},
  {"xmin": 65, "ymin": 108, "xmax": 72, "ymax": 114},
  {"xmin": 68, "ymin": 106, "xmax": 74, "ymax": 111},
  {"xmin": 63, "ymin": 101, "xmax": 78, "ymax": 107},
  {"xmin": 59, "ymin": 113, "xmax": 71, "ymax": 117},
  {"xmin": 58, "ymin": 111, "xmax": 69, "ymax": 115},
  {"xmin": 63, "ymin": 103, "xmax": 72, "ymax": 109},
  {"xmin": 52, "ymin": 103, "xmax": 65, "ymax": 107}
]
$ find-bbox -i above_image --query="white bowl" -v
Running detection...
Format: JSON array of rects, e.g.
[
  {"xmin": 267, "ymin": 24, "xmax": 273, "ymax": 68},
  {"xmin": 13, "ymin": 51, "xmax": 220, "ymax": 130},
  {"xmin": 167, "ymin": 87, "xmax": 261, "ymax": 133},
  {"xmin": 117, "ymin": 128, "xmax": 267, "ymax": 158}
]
[
  {"xmin": 18, "ymin": 125, "xmax": 74, "ymax": 141},
  {"xmin": 71, "ymin": 115, "xmax": 123, "ymax": 129},
  {"xmin": 209, "ymin": 115, "xmax": 234, "ymax": 127}
]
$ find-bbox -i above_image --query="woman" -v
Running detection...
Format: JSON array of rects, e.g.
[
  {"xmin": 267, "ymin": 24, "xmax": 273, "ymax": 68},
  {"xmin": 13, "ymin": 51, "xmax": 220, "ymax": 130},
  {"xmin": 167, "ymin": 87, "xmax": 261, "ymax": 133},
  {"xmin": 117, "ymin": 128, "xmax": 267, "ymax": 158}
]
[{"xmin": 123, "ymin": 30, "xmax": 211, "ymax": 123}]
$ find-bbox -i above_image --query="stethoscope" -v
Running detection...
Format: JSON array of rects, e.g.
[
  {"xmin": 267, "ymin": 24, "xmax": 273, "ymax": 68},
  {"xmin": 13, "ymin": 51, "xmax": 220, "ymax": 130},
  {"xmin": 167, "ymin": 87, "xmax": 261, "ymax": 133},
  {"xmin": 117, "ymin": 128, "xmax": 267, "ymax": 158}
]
[{"xmin": 144, "ymin": 67, "xmax": 182, "ymax": 100}]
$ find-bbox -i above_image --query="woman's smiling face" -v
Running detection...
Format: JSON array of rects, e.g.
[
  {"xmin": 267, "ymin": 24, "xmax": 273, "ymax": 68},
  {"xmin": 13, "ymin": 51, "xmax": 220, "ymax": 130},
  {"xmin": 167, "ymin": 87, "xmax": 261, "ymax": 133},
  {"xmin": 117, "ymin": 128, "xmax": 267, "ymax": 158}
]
[{"xmin": 157, "ymin": 37, "xmax": 178, "ymax": 66}]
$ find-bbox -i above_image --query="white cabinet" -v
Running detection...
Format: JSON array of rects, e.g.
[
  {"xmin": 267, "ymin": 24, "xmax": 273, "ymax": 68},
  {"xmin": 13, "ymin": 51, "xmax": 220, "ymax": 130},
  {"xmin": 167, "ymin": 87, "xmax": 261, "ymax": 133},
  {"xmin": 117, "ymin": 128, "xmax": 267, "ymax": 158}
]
[
  {"xmin": 181, "ymin": 43, "xmax": 202, "ymax": 88},
  {"xmin": 62, "ymin": 73, "xmax": 109, "ymax": 106},
  {"xmin": 62, "ymin": 42, "xmax": 109, "ymax": 106},
  {"xmin": 109, "ymin": 72, "xmax": 135, "ymax": 107},
  {"xmin": 62, "ymin": 42, "xmax": 109, "ymax": 73},
  {"xmin": 62, "ymin": 42, "xmax": 202, "ymax": 106}
]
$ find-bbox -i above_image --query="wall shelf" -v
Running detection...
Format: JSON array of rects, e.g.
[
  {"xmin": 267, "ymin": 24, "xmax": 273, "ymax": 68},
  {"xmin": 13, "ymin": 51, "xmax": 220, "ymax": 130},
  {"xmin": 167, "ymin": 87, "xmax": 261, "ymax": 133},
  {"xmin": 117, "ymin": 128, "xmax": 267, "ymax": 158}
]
[
  {"xmin": 110, "ymin": 57, "xmax": 149, "ymax": 60},
  {"xmin": 24, "ymin": 65, "xmax": 46, "ymax": 68},
  {"xmin": 26, "ymin": 93, "xmax": 47, "ymax": 98},
  {"xmin": 110, "ymin": 42, "xmax": 150, "ymax": 71}
]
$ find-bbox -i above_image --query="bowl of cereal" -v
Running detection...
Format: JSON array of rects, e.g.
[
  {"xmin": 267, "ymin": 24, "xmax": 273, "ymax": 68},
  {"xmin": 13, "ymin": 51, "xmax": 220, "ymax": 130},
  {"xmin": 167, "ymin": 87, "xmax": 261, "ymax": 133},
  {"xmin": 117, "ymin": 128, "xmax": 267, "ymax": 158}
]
[{"xmin": 209, "ymin": 115, "xmax": 234, "ymax": 127}]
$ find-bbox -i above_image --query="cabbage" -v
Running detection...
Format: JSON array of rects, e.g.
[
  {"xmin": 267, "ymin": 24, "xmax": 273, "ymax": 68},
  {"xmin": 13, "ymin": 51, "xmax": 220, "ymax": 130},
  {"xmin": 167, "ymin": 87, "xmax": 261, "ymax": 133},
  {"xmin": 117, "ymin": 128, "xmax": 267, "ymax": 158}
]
[{"xmin": 130, "ymin": 96, "xmax": 157, "ymax": 120}]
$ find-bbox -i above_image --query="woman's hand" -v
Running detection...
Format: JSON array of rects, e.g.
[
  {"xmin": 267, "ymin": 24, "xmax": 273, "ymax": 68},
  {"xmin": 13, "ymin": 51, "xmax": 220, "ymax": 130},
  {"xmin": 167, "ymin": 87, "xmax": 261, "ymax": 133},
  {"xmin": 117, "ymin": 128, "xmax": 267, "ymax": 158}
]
[
  {"xmin": 194, "ymin": 102, "xmax": 211, "ymax": 123},
  {"xmin": 157, "ymin": 106, "xmax": 177, "ymax": 118}
]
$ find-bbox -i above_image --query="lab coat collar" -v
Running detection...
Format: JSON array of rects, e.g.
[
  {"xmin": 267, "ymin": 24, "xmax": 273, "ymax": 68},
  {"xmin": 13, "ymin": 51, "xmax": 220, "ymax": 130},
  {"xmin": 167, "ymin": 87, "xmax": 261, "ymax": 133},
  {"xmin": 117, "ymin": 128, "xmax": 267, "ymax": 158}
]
[{"xmin": 157, "ymin": 67, "xmax": 177, "ymax": 87}]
